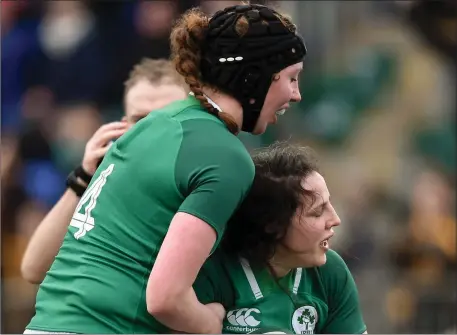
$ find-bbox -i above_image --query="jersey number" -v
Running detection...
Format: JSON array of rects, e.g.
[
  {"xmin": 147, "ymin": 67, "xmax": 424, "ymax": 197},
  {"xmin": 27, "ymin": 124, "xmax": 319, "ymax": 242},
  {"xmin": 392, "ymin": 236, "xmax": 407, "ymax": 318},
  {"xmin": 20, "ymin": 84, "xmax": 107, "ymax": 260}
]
[{"xmin": 70, "ymin": 164, "xmax": 114, "ymax": 239}]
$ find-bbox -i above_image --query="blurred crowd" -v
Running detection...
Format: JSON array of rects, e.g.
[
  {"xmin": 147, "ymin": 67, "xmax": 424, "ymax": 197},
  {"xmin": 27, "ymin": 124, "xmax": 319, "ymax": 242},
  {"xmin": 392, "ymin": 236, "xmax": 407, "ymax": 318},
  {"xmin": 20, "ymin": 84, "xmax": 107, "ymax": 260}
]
[{"xmin": 2, "ymin": 1, "xmax": 456, "ymax": 333}]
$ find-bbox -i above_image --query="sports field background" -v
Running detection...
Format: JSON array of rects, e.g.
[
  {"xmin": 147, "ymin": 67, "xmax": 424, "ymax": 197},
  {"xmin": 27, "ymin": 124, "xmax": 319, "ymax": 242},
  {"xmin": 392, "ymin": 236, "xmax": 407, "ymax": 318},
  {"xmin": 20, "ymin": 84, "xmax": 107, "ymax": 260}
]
[{"xmin": 2, "ymin": 1, "xmax": 455, "ymax": 333}]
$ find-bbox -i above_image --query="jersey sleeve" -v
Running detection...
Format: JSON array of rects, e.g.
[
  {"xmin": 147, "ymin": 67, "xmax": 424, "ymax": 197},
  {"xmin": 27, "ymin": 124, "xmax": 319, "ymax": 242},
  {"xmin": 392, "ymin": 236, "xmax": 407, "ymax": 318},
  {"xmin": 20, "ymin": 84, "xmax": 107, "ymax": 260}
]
[
  {"xmin": 175, "ymin": 119, "xmax": 255, "ymax": 251},
  {"xmin": 319, "ymin": 250, "xmax": 367, "ymax": 334}
]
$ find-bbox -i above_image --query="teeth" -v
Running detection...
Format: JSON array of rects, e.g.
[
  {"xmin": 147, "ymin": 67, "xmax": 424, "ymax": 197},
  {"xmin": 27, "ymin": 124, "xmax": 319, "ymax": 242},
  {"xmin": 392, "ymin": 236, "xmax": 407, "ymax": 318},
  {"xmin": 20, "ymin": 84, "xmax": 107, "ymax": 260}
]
[
  {"xmin": 320, "ymin": 240, "xmax": 328, "ymax": 247},
  {"xmin": 275, "ymin": 109, "xmax": 286, "ymax": 116}
]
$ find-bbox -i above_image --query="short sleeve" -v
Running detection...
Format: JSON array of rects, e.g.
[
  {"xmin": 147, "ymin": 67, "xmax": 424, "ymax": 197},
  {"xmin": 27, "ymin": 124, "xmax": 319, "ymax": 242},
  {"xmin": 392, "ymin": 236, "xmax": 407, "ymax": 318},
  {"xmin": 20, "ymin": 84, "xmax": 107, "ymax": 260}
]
[
  {"xmin": 319, "ymin": 250, "xmax": 367, "ymax": 334},
  {"xmin": 175, "ymin": 119, "xmax": 255, "ymax": 251}
]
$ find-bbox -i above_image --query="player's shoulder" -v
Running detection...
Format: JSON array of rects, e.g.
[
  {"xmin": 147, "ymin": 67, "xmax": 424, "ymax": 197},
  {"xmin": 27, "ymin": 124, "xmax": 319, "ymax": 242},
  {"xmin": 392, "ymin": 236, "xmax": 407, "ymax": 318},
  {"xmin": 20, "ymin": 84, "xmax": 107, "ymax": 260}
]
[
  {"xmin": 301, "ymin": 249, "xmax": 347, "ymax": 275},
  {"xmin": 179, "ymin": 111, "xmax": 243, "ymax": 149},
  {"xmin": 158, "ymin": 95, "xmax": 203, "ymax": 117},
  {"xmin": 170, "ymin": 98, "xmax": 241, "ymax": 146},
  {"xmin": 298, "ymin": 250, "xmax": 351, "ymax": 295},
  {"xmin": 307, "ymin": 249, "xmax": 356, "ymax": 303},
  {"xmin": 177, "ymin": 119, "xmax": 254, "ymax": 172},
  {"xmin": 321, "ymin": 249, "xmax": 348, "ymax": 269},
  {"xmin": 128, "ymin": 98, "xmax": 188, "ymax": 136},
  {"xmin": 140, "ymin": 95, "xmax": 207, "ymax": 127},
  {"xmin": 316, "ymin": 249, "xmax": 351, "ymax": 279},
  {"xmin": 169, "ymin": 95, "xmax": 224, "ymax": 126}
]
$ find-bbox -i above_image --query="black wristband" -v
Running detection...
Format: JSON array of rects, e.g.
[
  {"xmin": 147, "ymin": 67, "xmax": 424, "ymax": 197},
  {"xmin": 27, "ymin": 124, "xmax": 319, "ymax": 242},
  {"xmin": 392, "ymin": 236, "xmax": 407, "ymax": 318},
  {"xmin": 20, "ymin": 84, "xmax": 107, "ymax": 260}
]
[
  {"xmin": 74, "ymin": 165, "xmax": 93, "ymax": 184},
  {"xmin": 66, "ymin": 170, "xmax": 87, "ymax": 197}
]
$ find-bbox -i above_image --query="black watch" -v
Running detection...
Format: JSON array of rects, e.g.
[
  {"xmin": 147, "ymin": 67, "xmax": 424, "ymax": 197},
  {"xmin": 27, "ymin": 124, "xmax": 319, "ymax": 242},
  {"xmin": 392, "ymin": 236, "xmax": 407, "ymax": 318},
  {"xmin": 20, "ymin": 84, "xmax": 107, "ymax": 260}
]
[
  {"xmin": 74, "ymin": 165, "xmax": 93, "ymax": 184},
  {"xmin": 66, "ymin": 165, "xmax": 93, "ymax": 197}
]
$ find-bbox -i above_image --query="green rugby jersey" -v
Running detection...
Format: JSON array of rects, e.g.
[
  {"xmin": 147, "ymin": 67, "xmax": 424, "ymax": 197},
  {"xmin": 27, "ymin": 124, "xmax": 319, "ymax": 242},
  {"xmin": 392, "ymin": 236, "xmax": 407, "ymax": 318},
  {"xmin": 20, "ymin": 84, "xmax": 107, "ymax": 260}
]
[
  {"xmin": 27, "ymin": 95, "xmax": 255, "ymax": 334},
  {"xmin": 195, "ymin": 249, "xmax": 367, "ymax": 334}
]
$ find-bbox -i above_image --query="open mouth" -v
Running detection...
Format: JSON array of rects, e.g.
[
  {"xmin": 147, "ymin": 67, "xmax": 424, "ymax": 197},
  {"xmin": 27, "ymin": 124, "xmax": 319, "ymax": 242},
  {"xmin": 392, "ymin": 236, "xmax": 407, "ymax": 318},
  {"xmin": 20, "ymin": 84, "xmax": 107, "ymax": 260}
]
[
  {"xmin": 275, "ymin": 109, "xmax": 286, "ymax": 116},
  {"xmin": 320, "ymin": 233, "xmax": 334, "ymax": 249}
]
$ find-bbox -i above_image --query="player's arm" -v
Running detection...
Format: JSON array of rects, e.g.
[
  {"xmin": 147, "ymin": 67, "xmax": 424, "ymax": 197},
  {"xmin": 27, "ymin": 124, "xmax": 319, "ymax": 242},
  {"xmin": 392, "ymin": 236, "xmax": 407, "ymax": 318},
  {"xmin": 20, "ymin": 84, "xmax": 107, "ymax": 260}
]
[
  {"xmin": 21, "ymin": 122, "xmax": 129, "ymax": 284},
  {"xmin": 320, "ymin": 250, "xmax": 367, "ymax": 334},
  {"xmin": 147, "ymin": 213, "xmax": 226, "ymax": 333},
  {"xmin": 146, "ymin": 128, "xmax": 254, "ymax": 333},
  {"xmin": 21, "ymin": 189, "xmax": 80, "ymax": 284}
]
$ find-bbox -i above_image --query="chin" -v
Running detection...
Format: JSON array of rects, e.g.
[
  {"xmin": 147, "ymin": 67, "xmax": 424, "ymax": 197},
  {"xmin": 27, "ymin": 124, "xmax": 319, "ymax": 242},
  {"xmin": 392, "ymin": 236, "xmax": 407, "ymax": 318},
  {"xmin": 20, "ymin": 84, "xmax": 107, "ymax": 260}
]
[
  {"xmin": 251, "ymin": 123, "xmax": 267, "ymax": 135},
  {"xmin": 315, "ymin": 253, "xmax": 327, "ymax": 267},
  {"xmin": 297, "ymin": 252, "xmax": 327, "ymax": 268},
  {"xmin": 308, "ymin": 252, "xmax": 327, "ymax": 267}
]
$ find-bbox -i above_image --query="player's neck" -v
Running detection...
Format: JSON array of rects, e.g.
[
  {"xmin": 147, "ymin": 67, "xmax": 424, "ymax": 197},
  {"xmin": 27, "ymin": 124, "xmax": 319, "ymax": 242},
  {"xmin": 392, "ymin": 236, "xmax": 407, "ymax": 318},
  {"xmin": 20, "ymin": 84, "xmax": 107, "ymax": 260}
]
[
  {"xmin": 268, "ymin": 259, "xmax": 292, "ymax": 278},
  {"xmin": 202, "ymin": 87, "xmax": 243, "ymax": 130}
]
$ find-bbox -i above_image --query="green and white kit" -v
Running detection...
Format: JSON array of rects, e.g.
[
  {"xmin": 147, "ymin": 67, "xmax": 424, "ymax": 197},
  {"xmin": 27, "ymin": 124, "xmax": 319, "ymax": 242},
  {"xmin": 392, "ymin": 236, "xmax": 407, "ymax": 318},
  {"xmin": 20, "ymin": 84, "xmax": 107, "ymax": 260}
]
[{"xmin": 195, "ymin": 249, "xmax": 367, "ymax": 334}]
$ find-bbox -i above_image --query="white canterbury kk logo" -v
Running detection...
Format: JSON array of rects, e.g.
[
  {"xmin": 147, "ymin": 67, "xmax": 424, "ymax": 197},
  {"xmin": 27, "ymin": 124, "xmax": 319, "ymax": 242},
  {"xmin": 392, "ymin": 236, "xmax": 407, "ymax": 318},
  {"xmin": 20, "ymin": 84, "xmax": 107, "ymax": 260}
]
[{"xmin": 227, "ymin": 308, "xmax": 261, "ymax": 327}]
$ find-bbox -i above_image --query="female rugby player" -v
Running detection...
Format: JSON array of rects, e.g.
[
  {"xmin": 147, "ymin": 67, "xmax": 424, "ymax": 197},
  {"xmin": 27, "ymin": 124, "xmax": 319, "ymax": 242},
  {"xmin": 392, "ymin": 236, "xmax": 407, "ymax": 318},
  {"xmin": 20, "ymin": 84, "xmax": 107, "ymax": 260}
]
[
  {"xmin": 25, "ymin": 3, "xmax": 306, "ymax": 334},
  {"xmin": 195, "ymin": 142, "xmax": 368, "ymax": 334}
]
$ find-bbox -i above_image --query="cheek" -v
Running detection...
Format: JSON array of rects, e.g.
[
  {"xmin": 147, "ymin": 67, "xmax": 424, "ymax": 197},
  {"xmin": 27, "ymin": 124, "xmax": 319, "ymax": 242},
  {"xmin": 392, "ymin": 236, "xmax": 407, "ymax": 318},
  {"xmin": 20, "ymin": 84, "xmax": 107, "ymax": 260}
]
[
  {"xmin": 254, "ymin": 79, "xmax": 292, "ymax": 130},
  {"xmin": 284, "ymin": 220, "xmax": 323, "ymax": 252},
  {"xmin": 264, "ymin": 80, "xmax": 285, "ymax": 105},
  {"xmin": 276, "ymin": 79, "xmax": 294, "ymax": 99},
  {"xmin": 260, "ymin": 91, "xmax": 276, "ymax": 115}
]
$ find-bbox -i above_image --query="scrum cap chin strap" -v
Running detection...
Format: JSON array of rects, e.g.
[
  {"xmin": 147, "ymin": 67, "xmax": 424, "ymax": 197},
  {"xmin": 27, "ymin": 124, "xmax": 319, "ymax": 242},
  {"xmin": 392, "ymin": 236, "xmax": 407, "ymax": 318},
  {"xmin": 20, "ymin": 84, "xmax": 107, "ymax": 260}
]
[{"xmin": 201, "ymin": 4, "xmax": 307, "ymax": 132}]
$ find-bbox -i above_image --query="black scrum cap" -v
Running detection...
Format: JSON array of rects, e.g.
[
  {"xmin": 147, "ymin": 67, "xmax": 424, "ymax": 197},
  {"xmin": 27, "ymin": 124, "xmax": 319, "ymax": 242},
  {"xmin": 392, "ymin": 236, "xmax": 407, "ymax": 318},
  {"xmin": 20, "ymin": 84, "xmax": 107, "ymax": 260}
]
[{"xmin": 201, "ymin": 4, "xmax": 307, "ymax": 132}]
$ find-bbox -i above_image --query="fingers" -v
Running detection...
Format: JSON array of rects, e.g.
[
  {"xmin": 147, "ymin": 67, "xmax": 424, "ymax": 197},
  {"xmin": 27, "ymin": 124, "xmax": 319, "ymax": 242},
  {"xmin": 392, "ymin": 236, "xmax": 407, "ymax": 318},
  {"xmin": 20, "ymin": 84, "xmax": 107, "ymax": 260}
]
[
  {"xmin": 94, "ymin": 122, "xmax": 128, "ymax": 138},
  {"xmin": 97, "ymin": 121, "xmax": 128, "ymax": 133},
  {"xmin": 82, "ymin": 122, "xmax": 129, "ymax": 174},
  {"xmin": 94, "ymin": 128, "xmax": 128, "ymax": 147},
  {"xmin": 91, "ymin": 122, "xmax": 129, "ymax": 147},
  {"xmin": 92, "ymin": 142, "xmax": 113, "ymax": 158}
]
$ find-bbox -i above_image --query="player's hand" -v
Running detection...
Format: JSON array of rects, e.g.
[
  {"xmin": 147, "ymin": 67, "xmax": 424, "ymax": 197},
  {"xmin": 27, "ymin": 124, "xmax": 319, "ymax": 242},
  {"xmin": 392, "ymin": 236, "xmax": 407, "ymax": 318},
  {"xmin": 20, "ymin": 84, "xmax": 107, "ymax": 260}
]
[
  {"xmin": 206, "ymin": 302, "xmax": 226, "ymax": 329},
  {"xmin": 82, "ymin": 121, "xmax": 130, "ymax": 175},
  {"xmin": 167, "ymin": 303, "xmax": 226, "ymax": 334}
]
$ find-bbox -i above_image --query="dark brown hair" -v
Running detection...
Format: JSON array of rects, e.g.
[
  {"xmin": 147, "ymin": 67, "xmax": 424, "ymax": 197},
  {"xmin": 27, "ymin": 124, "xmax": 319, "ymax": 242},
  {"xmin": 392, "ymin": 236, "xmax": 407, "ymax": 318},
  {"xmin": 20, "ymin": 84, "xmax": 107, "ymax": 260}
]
[
  {"xmin": 170, "ymin": 7, "xmax": 296, "ymax": 135},
  {"xmin": 222, "ymin": 141, "xmax": 319, "ymax": 267}
]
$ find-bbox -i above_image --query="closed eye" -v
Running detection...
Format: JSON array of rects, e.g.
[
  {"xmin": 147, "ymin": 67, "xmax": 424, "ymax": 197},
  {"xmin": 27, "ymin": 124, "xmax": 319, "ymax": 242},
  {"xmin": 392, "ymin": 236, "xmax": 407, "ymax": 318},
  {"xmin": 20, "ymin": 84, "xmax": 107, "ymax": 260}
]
[
  {"xmin": 309, "ymin": 202, "xmax": 327, "ymax": 217},
  {"xmin": 311, "ymin": 209, "xmax": 324, "ymax": 217}
]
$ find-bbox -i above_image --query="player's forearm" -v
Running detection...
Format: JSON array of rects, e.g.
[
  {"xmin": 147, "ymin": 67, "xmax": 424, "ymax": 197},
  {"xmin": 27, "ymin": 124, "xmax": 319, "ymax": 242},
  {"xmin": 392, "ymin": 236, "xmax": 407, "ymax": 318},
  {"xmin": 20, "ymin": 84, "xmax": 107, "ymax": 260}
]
[
  {"xmin": 147, "ymin": 288, "xmax": 222, "ymax": 334},
  {"xmin": 21, "ymin": 189, "xmax": 79, "ymax": 284}
]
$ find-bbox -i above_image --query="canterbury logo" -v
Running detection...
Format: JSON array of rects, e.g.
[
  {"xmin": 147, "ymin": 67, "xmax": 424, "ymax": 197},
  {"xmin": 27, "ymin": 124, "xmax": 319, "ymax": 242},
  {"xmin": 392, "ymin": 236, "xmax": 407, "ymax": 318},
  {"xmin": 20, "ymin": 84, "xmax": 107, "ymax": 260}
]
[{"xmin": 227, "ymin": 308, "xmax": 261, "ymax": 327}]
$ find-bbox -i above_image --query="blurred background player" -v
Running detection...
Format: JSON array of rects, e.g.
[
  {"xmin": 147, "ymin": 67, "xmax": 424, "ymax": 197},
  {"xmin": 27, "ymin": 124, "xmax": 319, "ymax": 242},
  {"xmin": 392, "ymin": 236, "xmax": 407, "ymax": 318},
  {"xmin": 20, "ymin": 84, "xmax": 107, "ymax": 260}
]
[{"xmin": 20, "ymin": 58, "xmax": 188, "ymax": 284}]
